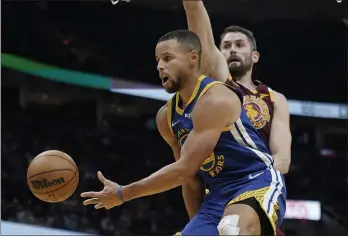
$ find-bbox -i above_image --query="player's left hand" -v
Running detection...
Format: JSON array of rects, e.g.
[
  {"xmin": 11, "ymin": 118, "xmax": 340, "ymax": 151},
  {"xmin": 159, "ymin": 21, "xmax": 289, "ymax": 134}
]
[{"xmin": 81, "ymin": 171, "xmax": 122, "ymax": 210}]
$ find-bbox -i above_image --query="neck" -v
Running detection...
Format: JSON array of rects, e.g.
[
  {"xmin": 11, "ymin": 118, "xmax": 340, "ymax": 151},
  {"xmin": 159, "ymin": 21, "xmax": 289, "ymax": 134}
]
[
  {"xmin": 178, "ymin": 71, "xmax": 202, "ymax": 106},
  {"xmin": 233, "ymin": 70, "xmax": 255, "ymax": 90}
]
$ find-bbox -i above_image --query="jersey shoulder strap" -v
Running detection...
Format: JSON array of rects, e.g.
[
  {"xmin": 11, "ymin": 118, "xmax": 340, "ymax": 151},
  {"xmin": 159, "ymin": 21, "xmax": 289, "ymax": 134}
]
[
  {"xmin": 166, "ymin": 94, "xmax": 176, "ymax": 135},
  {"xmin": 197, "ymin": 79, "xmax": 225, "ymax": 101}
]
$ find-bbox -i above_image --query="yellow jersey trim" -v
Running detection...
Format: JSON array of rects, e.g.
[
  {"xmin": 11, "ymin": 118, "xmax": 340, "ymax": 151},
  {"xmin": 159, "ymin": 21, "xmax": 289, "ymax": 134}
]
[
  {"xmin": 175, "ymin": 93, "xmax": 184, "ymax": 115},
  {"xmin": 175, "ymin": 75, "xmax": 206, "ymax": 115},
  {"xmin": 166, "ymin": 96, "xmax": 174, "ymax": 135},
  {"xmin": 197, "ymin": 81, "xmax": 223, "ymax": 100},
  {"xmin": 226, "ymin": 187, "xmax": 278, "ymax": 236},
  {"xmin": 228, "ymin": 74, "xmax": 240, "ymax": 87}
]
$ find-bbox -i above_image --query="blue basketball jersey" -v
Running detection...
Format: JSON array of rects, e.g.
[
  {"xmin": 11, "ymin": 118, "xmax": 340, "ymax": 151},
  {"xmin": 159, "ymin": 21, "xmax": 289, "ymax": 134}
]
[
  {"xmin": 169, "ymin": 76, "xmax": 287, "ymax": 235},
  {"xmin": 167, "ymin": 75, "xmax": 274, "ymax": 189}
]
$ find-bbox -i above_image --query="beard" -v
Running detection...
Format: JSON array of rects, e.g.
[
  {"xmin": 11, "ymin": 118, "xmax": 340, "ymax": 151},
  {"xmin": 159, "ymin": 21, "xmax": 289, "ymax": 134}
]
[
  {"xmin": 164, "ymin": 79, "xmax": 181, "ymax": 94},
  {"xmin": 228, "ymin": 55, "xmax": 253, "ymax": 78}
]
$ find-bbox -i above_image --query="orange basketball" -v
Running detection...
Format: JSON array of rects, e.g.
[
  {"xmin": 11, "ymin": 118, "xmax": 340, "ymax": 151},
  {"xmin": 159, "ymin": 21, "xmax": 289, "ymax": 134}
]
[{"xmin": 27, "ymin": 150, "xmax": 79, "ymax": 203}]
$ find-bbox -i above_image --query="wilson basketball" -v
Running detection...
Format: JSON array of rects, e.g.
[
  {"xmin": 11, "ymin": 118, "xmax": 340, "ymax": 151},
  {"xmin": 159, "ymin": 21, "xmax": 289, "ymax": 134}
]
[{"xmin": 27, "ymin": 150, "xmax": 79, "ymax": 203}]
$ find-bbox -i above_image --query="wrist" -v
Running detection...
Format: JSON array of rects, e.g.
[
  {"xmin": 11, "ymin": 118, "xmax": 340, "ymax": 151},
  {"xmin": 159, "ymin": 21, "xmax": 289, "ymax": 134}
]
[
  {"xmin": 116, "ymin": 185, "xmax": 125, "ymax": 204},
  {"xmin": 121, "ymin": 183, "xmax": 137, "ymax": 202}
]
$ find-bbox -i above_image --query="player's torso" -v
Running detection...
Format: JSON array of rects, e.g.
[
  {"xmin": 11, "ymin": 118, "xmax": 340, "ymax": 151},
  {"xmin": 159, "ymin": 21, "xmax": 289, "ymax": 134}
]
[
  {"xmin": 167, "ymin": 76, "xmax": 273, "ymax": 188},
  {"xmin": 226, "ymin": 78, "xmax": 275, "ymax": 146}
]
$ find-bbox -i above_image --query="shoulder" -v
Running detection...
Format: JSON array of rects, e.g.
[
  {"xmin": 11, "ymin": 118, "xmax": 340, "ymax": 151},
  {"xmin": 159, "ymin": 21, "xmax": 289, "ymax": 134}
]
[
  {"xmin": 156, "ymin": 103, "xmax": 176, "ymax": 139},
  {"xmin": 192, "ymin": 84, "xmax": 242, "ymax": 127},
  {"xmin": 200, "ymin": 83, "xmax": 241, "ymax": 107},
  {"xmin": 156, "ymin": 104, "xmax": 169, "ymax": 127},
  {"xmin": 156, "ymin": 94, "xmax": 176, "ymax": 121},
  {"xmin": 272, "ymin": 91, "xmax": 288, "ymax": 108},
  {"xmin": 270, "ymin": 90, "xmax": 290, "ymax": 118}
]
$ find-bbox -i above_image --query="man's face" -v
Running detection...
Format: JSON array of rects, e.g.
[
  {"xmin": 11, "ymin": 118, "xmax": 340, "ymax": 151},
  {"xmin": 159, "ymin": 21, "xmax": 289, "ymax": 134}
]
[{"xmin": 220, "ymin": 32, "xmax": 259, "ymax": 77}]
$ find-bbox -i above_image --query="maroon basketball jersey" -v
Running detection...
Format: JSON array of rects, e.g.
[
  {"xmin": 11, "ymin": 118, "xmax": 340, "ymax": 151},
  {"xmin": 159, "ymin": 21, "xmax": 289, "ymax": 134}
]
[{"xmin": 226, "ymin": 76, "xmax": 275, "ymax": 146}]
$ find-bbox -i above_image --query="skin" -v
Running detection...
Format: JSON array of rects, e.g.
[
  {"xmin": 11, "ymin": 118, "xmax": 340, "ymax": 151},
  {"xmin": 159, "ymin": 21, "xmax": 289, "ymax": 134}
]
[
  {"xmin": 80, "ymin": 38, "xmax": 242, "ymax": 225},
  {"xmin": 183, "ymin": 0, "xmax": 291, "ymax": 234},
  {"xmin": 220, "ymin": 32, "xmax": 259, "ymax": 83},
  {"xmin": 156, "ymin": 39, "xmax": 202, "ymax": 102}
]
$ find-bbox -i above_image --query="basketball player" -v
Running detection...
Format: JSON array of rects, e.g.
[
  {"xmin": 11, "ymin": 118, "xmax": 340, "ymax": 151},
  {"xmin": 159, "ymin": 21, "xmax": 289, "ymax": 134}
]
[
  {"xmin": 180, "ymin": 1, "xmax": 291, "ymax": 235},
  {"xmin": 183, "ymin": 0, "xmax": 291, "ymax": 173},
  {"xmin": 81, "ymin": 30, "xmax": 286, "ymax": 235}
]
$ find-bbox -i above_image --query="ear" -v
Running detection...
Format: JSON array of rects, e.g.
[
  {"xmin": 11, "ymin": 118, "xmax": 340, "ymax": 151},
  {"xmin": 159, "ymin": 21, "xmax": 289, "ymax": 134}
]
[
  {"xmin": 189, "ymin": 50, "xmax": 199, "ymax": 64},
  {"xmin": 252, "ymin": 51, "xmax": 260, "ymax": 63}
]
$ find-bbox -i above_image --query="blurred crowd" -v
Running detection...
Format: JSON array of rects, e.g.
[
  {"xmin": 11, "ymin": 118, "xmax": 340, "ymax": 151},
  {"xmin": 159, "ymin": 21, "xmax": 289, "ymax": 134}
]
[{"xmin": 1, "ymin": 108, "xmax": 188, "ymax": 235}]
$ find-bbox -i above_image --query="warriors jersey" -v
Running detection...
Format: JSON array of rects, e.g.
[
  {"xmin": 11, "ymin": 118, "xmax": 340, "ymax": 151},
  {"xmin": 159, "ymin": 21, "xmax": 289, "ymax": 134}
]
[
  {"xmin": 168, "ymin": 76, "xmax": 286, "ymax": 235},
  {"xmin": 167, "ymin": 75, "xmax": 273, "ymax": 186},
  {"xmin": 225, "ymin": 77, "xmax": 275, "ymax": 146}
]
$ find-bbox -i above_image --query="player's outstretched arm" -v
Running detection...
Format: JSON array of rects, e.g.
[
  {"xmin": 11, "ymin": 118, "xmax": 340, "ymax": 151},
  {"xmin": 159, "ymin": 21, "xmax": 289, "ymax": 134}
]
[
  {"xmin": 80, "ymin": 86, "xmax": 241, "ymax": 209},
  {"xmin": 119, "ymin": 86, "xmax": 240, "ymax": 201},
  {"xmin": 156, "ymin": 105, "xmax": 205, "ymax": 219},
  {"xmin": 183, "ymin": 0, "xmax": 230, "ymax": 82},
  {"xmin": 269, "ymin": 92, "xmax": 292, "ymax": 174}
]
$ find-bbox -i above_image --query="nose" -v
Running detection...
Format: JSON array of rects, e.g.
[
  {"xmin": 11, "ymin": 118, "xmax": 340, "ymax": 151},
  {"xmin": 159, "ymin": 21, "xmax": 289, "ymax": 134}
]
[
  {"xmin": 229, "ymin": 45, "xmax": 238, "ymax": 55},
  {"xmin": 157, "ymin": 60, "xmax": 164, "ymax": 72}
]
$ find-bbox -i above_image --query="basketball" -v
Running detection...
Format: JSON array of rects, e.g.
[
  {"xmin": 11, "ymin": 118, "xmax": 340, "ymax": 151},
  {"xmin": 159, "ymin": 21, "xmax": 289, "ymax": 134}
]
[{"xmin": 27, "ymin": 150, "xmax": 79, "ymax": 203}]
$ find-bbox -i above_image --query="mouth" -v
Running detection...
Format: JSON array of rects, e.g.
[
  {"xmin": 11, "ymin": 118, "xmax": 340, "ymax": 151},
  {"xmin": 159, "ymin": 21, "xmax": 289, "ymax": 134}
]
[
  {"xmin": 160, "ymin": 75, "xmax": 170, "ymax": 85},
  {"xmin": 229, "ymin": 59, "xmax": 240, "ymax": 63},
  {"xmin": 227, "ymin": 56, "xmax": 242, "ymax": 64}
]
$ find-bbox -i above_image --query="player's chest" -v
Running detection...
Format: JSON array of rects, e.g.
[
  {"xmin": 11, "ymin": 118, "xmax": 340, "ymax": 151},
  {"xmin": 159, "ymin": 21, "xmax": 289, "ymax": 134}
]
[{"xmin": 172, "ymin": 113, "xmax": 193, "ymax": 148}]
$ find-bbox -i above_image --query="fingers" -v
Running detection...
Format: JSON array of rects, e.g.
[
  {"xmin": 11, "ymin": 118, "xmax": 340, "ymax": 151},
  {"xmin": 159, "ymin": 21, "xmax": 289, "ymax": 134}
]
[
  {"xmin": 97, "ymin": 171, "xmax": 107, "ymax": 184},
  {"xmin": 81, "ymin": 191, "xmax": 102, "ymax": 198},
  {"xmin": 83, "ymin": 198, "xmax": 100, "ymax": 206},
  {"xmin": 94, "ymin": 203, "xmax": 105, "ymax": 209}
]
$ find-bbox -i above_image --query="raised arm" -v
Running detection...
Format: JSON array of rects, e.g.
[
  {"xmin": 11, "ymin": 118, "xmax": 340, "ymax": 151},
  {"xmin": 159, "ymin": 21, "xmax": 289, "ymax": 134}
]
[
  {"xmin": 183, "ymin": 0, "xmax": 230, "ymax": 82},
  {"xmin": 156, "ymin": 104, "xmax": 205, "ymax": 219},
  {"xmin": 269, "ymin": 92, "xmax": 292, "ymax": 174},
  {"xmin": 121, "ymin": 85, "xmax": 240, "ymax": 201}
]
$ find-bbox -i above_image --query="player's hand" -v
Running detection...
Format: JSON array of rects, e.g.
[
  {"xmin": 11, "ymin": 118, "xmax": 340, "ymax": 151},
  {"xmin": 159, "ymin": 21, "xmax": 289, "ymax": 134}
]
[{"xmin": 81, "ymin": 171, "xmax": 122, "ymax": 210}]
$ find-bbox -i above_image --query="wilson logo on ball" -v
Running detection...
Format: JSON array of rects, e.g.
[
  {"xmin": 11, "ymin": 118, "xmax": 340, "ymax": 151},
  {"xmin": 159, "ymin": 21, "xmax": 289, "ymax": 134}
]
[{"xmin": 31, "ymin": 177, "xmax": 65, "ymax": 189}]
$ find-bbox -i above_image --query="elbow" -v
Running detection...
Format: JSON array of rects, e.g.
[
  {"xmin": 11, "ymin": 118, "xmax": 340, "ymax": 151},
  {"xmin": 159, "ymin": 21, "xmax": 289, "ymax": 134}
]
[
  {"xmin": 176, "ymin": 164, "xmax": 197, "ymax": 185},
  {"xmin": 276, "ymin": 158, "xmax": 291, "ymax": 174},
  {"xmin": 280, "ymin": 164, "xmax": 290, "ymax": 174},
  {"xmin": 272, "ymin": 153, "xmax": 291, "ymax": 174}
]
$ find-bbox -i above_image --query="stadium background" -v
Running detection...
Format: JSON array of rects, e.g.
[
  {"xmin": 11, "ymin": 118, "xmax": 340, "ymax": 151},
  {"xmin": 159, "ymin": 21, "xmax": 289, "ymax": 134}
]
[{"xmin": 1, "ymin": 0, "xmax": 347, "ymax": 235}]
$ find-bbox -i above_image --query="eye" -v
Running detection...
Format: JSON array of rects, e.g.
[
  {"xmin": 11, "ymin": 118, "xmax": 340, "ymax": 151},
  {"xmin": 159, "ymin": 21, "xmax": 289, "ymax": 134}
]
[
  {"xmin": 223, "ymin": 43, "xmax": 231, "ymax": 49},
  {"xmin": 235, "ymin": 42, "xmax": 245, "ymax": 48},
  {"xmin": 164, "ymin": 56, "xmax": 172, "ymax": 62}
]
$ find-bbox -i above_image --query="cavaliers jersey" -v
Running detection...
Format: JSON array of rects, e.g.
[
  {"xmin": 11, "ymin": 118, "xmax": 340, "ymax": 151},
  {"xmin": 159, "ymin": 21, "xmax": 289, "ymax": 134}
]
[
  {"xmin": 225, "ymin": 77, "xmax": 274, "ymax": 146},
  {"xmin": 167, "ymin": 75, "xmax": 274, "ymax": 187}
]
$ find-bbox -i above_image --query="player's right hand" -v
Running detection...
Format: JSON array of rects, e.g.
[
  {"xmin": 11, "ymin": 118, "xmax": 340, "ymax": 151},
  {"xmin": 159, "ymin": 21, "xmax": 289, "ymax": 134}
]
[{"xmin": 81, "ymin": 171, "xmax": 123, "ymax": 210}]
